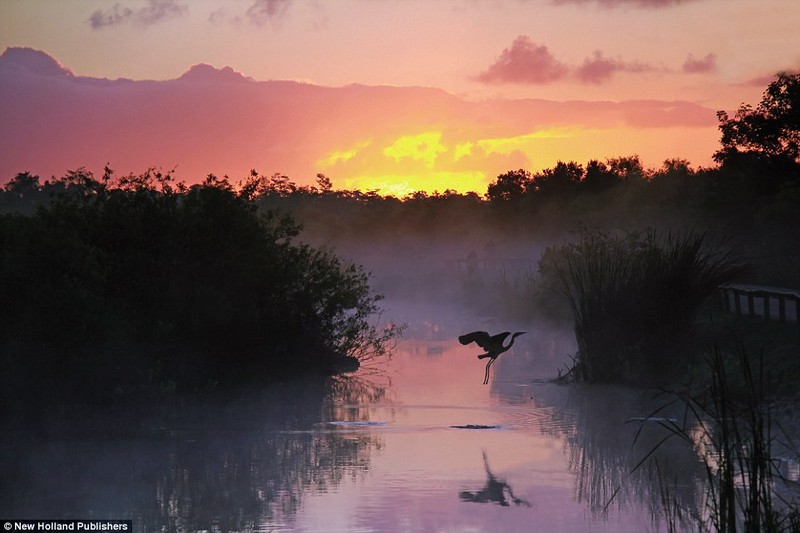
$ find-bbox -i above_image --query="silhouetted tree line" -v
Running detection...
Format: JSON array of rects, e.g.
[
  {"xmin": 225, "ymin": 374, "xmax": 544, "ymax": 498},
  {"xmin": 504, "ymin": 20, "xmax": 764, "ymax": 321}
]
[
  {"xmin": 0, "ymin": 168, "xmax": 397, "ymax": 403},
  {"xmin": 484, "ymin": 73, "xmax": 798, "ymax": 209},
  {"xmin": 1, "ymin": 74, "xmax": 798, "ymax": 401},
  {"xmin": 245, "ymin": 74, "xmax": 798, "ymax": 287},
  {"xmin": 278, "ymin": 78, "xmax": 790, "ymax": 284}
]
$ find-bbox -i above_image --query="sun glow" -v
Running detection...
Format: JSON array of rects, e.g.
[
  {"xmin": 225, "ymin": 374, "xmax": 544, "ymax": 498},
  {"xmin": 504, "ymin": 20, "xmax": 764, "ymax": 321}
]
[
  {"xmin": 382, "ymin": 132, "xmax": 447, "ymax": 168},
  {"xmin": 340, "ymin": 171, "xmax": 487, "ymax": 197},
  {"xmin": 476, "ymin": 128, "xmax": 579, "ymax": 154},
  {"xmin": 318, "ymin": 140, "xmax": 372, "ymax": 167},
  {"xmin": 315, "ymin": 123, "xmax": 717, "ymax": 197}
]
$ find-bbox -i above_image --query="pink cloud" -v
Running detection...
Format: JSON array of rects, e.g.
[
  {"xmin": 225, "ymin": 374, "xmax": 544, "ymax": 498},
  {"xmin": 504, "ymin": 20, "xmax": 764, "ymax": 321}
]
[
  {"xmin": 576, "ymin": 51, "xmax": 623, "ymax": 84},
  {"xmin": 179, "ymin": 64, "xmax": 252, "ymax": 82},
  {"xmin": 475, "ymin": 36, "xmax": 569, "ymax": 84},
  {"xmin": 682, "ymin": 53, "xmax": 716, "ymax": 73},
  {"xmin": 741, "ymin": 69, "xmax": 800, "ymax": 86},
  {"xmin": 575, "ymin": 51, "xmax": 652, "ymax": 84},
  {"xmin": 246, "ymin": 0, "xmax": 291, "ymax": 26},
  {"xmin": 552, "ymin": 0, "xmax": 701, "ymax": 7},
  {"xmin": 477, "ymin": 38, "xmax": 656, "ymax": 86},
  {"xmin": 89, "ymin": 0, "xmax": 187, "ymax": 29}
]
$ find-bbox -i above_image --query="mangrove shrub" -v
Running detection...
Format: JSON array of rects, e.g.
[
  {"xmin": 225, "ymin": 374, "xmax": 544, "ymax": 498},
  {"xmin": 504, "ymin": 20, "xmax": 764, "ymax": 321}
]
[{"xmin": 0, "ymin": 169, "xmax": 393, "ymax": 400}]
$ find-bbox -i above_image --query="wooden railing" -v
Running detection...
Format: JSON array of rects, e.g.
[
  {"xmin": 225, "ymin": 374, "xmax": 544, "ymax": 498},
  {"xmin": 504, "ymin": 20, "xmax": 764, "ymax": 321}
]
[{"xmin": 719, "ymin": 284, "xmax": 800, "ymax": 324}]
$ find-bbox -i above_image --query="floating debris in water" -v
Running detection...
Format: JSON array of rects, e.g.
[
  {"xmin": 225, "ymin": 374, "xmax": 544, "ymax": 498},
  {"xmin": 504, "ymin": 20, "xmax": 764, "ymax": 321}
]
[
  {"xmin": 627, "ymin": 416, "xmax": 678, "ymax": 423},
  {"xmin": 450, "ymin": 424, "xmax": 504, "ymax": 430},
  {"xmin": 324, "ymin": 421, "xmax": 388, "ymax": 427}
]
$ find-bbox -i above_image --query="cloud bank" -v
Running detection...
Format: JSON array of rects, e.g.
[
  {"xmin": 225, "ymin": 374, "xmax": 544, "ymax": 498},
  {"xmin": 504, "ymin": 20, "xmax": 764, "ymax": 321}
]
[{"xmin": 0, "ymin": 48, "xmax": 720, "ymax": 193}]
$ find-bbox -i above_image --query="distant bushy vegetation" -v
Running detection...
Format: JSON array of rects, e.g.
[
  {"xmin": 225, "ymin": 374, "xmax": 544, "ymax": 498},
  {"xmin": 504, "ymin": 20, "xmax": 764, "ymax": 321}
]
[
  {"xmin": 1, "ymin": 73, "xmax": 798, "ymax": 395},
  {"xmin": 210, "ymin": 76, "xmax": 797, "ymax": 289},
  {"xmin": 0, "ymin": 169, "xmax": 398, "ymax": 402}
]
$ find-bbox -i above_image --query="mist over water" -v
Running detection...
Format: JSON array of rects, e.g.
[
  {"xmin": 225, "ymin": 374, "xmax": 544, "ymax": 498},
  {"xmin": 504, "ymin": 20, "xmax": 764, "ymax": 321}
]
[
  {"xmin": 4, "ymin": 67, "xmax": 800, "ymax": 531},
  {"xmin": 1, "ymin": 217, "xmax": 716, "ymax": 533}
]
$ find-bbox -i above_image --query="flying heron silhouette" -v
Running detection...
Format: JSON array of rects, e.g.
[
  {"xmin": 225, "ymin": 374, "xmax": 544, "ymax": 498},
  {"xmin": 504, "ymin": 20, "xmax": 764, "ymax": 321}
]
[{"xmin": 458, "ymin": 330, "xmax": 526, "ymax": 384}]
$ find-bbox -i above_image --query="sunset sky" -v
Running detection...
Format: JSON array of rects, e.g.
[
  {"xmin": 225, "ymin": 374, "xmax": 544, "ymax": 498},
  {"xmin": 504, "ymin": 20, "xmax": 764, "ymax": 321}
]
[{"xmin": 2, "ymin": 0, "xmax": 799, "ymax": 195}]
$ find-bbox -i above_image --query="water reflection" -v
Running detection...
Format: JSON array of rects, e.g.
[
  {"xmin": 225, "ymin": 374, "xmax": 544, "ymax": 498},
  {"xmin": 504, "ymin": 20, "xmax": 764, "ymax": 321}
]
[
  {"xmin": 1, "ymin": 377, "xmax": 386, "ymax": 532},
  {"xmin": 10, "ymin": 305, "xmax": 793, "ymax": 532},
  {"xmin": 476, "ymin": 328, "xmax": 706, "ymax": 530},
  {"xmin": 459, "ymin": 451, "xmax": 531, "ymax": 507}
]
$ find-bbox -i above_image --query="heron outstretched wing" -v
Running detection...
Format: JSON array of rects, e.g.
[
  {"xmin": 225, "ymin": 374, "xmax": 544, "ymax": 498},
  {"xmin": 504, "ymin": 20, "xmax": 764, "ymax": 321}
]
[
  {"xmin": 460, "ymin": 330, "xmax": 523, "ymax": 385},
  {"xmin": 459, "ymin": 331, "xmax": 498, "ymax": 350}
]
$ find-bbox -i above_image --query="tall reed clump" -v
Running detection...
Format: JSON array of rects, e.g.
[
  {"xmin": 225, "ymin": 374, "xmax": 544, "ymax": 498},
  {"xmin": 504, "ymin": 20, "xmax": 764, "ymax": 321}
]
[
  {"xmin": 545, "ymin": 228, "xmax": 747, "ymax": 383},
  {"xmin": 632, "ymin": 346, "xmax": 800, "ymax": 532}
]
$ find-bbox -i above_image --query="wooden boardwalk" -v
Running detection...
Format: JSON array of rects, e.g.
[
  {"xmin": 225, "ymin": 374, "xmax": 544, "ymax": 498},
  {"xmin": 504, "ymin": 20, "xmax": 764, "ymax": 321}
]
[{"xmin": 719, "ymin": 283, "xmax": 800, "ymax": 324}]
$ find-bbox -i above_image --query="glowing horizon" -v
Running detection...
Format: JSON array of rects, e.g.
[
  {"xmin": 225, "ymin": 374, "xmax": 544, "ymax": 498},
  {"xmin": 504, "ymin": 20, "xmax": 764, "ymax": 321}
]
[
  {"xmin": 2, "ymin": 1, "xmax": 799, "ymax": 195},
  {"xmin": 317, "ymin": 123, "xmax": 719, "ymax": 196}
]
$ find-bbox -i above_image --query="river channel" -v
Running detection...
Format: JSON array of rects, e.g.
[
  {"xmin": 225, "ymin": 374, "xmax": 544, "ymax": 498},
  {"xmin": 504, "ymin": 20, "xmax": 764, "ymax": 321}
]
[{"xmin": 4, "ymin": 298, "xmax": 739, "ymax": 532}]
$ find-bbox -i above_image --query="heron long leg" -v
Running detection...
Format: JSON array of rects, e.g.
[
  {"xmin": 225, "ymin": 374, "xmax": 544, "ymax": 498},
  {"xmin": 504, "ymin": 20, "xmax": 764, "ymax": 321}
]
[{"xmin": 483, "ymin": 358, "xmax": 495, "ymax": 385}]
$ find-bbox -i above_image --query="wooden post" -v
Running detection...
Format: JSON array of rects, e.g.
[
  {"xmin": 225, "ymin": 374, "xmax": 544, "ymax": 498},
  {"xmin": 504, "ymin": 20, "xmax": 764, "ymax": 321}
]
[
  {"xmin": 779, "ymin": 295, "xmax": 786, "ymax": 323},
  {"xmin": 763, "ymin": 294, "xmax": 771, "ymax": 320},
  {"xmin": 734, "ymin": 289, "xmax": 742, "ymax": 314}
]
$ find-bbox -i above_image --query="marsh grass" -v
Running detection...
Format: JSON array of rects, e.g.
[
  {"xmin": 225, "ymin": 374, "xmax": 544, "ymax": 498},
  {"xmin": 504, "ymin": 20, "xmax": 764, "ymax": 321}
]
[
  {"xmin": 548, "ymin": 228, "xmax": 747, "ymax": 383},
  {"xmin": 631, "ymin": 346, "xmax": 800, "ymax": 532}
]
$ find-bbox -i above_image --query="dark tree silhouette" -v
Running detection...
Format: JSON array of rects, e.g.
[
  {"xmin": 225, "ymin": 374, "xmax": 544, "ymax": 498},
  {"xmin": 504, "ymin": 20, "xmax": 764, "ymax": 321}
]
[
  {"xmin": 711, "ymin": 73, "xmax": 800, "ymax": 203},
  {"xmin": 582, "ymin": 159, "xmax": 619, "ymax": 194},
  {"xmin": 715, "ymin": 72, "xmax": 800, "ymax": 165},
  {"xmin": 531, "ymin": 160, "xmax": 583, "ymax": 198},
  {"xmin": 486, "ymin": 169, "xmax": 531, "ymax": 202},
  {"xmin": 3, "ymin": 171, "xmax": 40, "ymax": 197},
  {"xmin": 0, "ymin": 168, "xmax": 394, "ymax": 402},
  {"xmin": 607, "ymin": 155, "xmax": 648, "ymax": 184}
]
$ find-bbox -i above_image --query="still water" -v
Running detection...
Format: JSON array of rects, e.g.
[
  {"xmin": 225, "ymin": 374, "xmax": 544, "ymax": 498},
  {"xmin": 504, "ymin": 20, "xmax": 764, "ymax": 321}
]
[{"xmin": 3, "ymin": 302, "xmax": 708, "ymax": 532}]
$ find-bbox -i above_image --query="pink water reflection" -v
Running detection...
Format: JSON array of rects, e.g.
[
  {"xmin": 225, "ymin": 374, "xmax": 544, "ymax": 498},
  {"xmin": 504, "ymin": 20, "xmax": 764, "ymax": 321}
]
[{"xmin": 292, "ymin": 324, "xmax": 681, "ymax": 532}]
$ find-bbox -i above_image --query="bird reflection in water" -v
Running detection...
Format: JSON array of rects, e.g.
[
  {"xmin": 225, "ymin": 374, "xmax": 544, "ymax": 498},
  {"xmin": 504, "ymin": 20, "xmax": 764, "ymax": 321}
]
[
  {"xmin": 458, "ymin": 330, "xmax": 526, "ymax": 384},
  {"xmin": 459, "ymin": 451, "xmax": 531, "ymax": 507}
]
